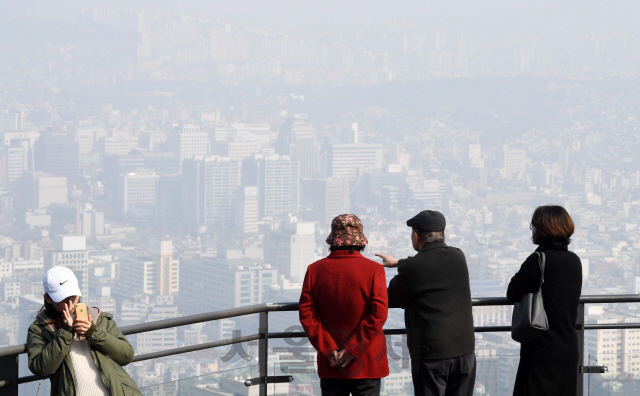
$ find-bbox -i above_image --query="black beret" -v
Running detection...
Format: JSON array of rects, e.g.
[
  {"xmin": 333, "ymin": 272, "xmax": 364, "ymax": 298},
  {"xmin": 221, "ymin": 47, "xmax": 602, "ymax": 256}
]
[{"xmin": 406, "ymin": 210, "xmax": 446, "ymax": 232}]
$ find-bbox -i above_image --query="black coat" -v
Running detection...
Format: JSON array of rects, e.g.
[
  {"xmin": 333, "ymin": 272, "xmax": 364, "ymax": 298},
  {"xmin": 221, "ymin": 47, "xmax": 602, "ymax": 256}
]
[
  {"xmin": 507, "ymin": 244, "xmax": 582, "ymax": 396},
  {"xmin": 507, "ymin": 243, "xmax": 583, "ymax": 363},
  {"xmin": 387, "ymin": 241, "xmax": 476, "ymax": 360}
]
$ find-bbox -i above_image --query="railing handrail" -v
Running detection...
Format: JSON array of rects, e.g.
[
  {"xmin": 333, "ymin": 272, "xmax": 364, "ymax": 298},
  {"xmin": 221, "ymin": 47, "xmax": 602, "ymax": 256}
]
[{"xmin": 2, "ymin": 294, "xmax": 638, "ymax": 358}]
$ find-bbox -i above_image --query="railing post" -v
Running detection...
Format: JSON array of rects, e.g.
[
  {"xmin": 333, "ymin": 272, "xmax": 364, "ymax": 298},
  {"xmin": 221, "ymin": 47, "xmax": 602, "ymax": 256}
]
[
  {"xmin": 576, "ymin": 302, "xmax": 585, "ymax": 396},
  {"xmin": 259, "ymin": 310, "xmax": 269, "ymax": 396},
  {"xmin": 0, "ymin": 355, "xmax": 19, "ymax": 396}
]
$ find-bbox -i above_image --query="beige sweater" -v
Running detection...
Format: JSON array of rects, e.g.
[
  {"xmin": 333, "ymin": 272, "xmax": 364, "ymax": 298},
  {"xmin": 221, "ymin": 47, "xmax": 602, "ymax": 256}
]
[{"xmin": 68, "ymin": 334, "xmax": 109, "ymax": 396}]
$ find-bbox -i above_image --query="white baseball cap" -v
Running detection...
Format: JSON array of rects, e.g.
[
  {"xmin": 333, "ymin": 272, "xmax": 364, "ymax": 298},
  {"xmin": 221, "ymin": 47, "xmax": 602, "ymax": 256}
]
[{"xmin": 43, "ymin": 266, "xmax": 82, "ymax": 303}]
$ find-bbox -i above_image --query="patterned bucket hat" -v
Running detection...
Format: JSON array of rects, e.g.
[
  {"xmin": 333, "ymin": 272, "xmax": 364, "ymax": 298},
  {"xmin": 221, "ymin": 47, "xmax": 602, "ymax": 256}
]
[{"xmin": 326, "ymin": 214, "xmax": 368, "ymax": 246}]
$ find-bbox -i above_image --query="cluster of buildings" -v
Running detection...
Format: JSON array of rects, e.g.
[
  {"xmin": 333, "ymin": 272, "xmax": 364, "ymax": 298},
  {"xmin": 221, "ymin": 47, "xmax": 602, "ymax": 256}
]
[
  {"xmin": 1, "ymin": 102, "xmax": 639, "ymax": 395},
  {"xmin": 2, "ymin": 5, "xmax": 640, "ymax": 396}
]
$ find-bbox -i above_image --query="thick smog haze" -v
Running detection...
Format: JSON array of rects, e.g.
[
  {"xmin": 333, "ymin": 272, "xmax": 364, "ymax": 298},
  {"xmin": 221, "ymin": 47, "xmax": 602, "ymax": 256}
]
[{"xmin": 0, "ymin": 2, "xmax": 639, "ymax": 396}]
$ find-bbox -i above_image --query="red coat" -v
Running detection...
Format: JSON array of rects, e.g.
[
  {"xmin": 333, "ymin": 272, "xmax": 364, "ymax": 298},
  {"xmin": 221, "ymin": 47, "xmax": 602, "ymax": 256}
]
[{"xmin": 299, "ymin": 250, "xmax": 389, "ymax": 379}]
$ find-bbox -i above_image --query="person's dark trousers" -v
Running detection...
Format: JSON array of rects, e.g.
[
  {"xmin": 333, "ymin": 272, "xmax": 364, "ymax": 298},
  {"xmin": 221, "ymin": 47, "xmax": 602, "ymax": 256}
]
[
  {"xmin": 412, "ymin": 352, "xmax": 476, "ymax": 396},
  {"xmin": 320, "ymin": 378, "xmax": 381, "ymax": 396}
]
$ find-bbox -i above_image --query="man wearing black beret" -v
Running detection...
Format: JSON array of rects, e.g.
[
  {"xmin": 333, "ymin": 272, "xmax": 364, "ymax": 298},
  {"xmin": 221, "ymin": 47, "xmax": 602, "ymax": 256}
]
[{"xmin": 376, "ymin": 210, "xmax": 476, "ymax": 396}]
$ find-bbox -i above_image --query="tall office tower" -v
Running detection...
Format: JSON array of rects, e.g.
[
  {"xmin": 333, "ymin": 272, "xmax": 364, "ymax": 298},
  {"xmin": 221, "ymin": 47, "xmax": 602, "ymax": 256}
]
[
  {"xmin": 33, "ymin": 130, "xmax": 79, "ymax": 183},
  {"xmin": 264, "ymin": 218, "xmax": 315, "ymax": 282},
  {"xmin": 181, "ymin": 156, "xmax": 241, "ymax": 232},
  {"xmin": 155, "ymin": 174, "xmax": 182, "ymax": 232},
  {"xmin": 316, "ymin": 178, "xmax": 351, "ymax": 223},
  {"xmin": 257, "ymin": 154, "xmax": 299, "ymax": 219},
  {"xmin": 236, "ymin": 186, "xmax": 258, "ymax": 234},
  {"xmin": 278, "ymin": 115, "xmax": 320, "ymax": 179},
  {"xmin": 148, "ymin": 240, "xmax": 179, "ymax": 295},
  {"xmin": 17, "ymin": 172, "xmax": 68, "ymax": 212},
  {"xmin": 179, "ymin": 257, "xmax": 278, "ymax": 315},
  {"xmin": 44, "ymin": 236, "xmax": 89, "ymax": 298},
  {"xmin": 329, "ymin": 143, "xmax": 384, "ymax": 180},
  {"xmin": 502, "ymin": 145, "xmax": 527, "ymax": 178},
  {"xmin": 117, "ymin": 170, "xmax": 159, "ymax": 221},
  {"xmin": 169, "ymin": 124, "xmax": 209, "ymax": 169}
]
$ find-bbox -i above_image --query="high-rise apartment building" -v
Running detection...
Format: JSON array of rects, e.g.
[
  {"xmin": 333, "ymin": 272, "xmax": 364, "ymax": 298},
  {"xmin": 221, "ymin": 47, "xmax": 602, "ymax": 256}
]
[
  {"xmin": 4, "ymin": 146, "xmax": 29, "ymax": 184},
  {"xmin": 585, "ymin": 310, "xmax": 640, "ymax": 379},
  {"xmin": 503, "ymin": 145, "xmax": 527, "ymax": 178},
  {"xmin": 257, "ymin": 154, "xmax": 299, "ymax": 219},
  {"xmin": 169, "ymin": 124, "xmax": 209, "ymax": 169},
  {"xmin": 148, "ymin": 240, "xmax": 179, "ymax": 296},
  {"xmin": 181, "ymin": 156, "xmax": 241, "ymax": 232},
  {"xmin": 236, "ymin": 186, "xmax": 258, "ymax": 234},
  {"xmin": 117, "ymin": 170, "xmax": 159, "ymax": 221},
  {"xmin": 329, "ymin": 143, "xmax": 384, "ymax": 180}
]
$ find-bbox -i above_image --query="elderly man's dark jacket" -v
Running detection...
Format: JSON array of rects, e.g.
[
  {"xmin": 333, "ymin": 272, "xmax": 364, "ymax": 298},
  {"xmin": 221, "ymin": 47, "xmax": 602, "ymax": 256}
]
[{"xmin": 388, "ymin": 241, "xmax": 475, "ymax": 360}]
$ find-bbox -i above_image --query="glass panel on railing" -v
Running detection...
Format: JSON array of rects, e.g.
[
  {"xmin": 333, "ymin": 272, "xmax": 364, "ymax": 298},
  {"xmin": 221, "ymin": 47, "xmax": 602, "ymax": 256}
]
[
  {"xmin": 139, "ymin": 364, "xmax": 259, "ymax": 396},
  {"xmin": 268, "ymin": 334, "xmax": 520, "ymax": 396},
  {"xmin": 586, "ymin": 353, "xmax": 640, "ymax": 396}
]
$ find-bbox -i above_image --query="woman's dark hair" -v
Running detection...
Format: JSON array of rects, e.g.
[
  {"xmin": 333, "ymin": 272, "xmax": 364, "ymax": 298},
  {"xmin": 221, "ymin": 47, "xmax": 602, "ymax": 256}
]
[
  {"xmin": 531, "ymin": 205, "xmax": 574, "ymax": 245},
  {"xmin": 329, "ymin": 245, "xmax": 365, "ymax": 252},
  {"xmin": 36, "ymin": 295, "xmax": 63, "ymax": 321}
]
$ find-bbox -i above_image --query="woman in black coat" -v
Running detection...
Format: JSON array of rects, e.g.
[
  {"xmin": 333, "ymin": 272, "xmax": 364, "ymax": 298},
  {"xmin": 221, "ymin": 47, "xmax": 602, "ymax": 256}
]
[{"xmin": 507, "ymin": 205, "xmax": 583, "ymax": 396}]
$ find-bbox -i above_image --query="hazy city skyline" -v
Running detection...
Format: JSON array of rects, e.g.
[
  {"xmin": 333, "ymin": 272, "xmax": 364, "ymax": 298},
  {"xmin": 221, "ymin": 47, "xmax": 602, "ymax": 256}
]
[{"xmin": 1, "ymin": 2, "xmax": 640, "ymax": 396}]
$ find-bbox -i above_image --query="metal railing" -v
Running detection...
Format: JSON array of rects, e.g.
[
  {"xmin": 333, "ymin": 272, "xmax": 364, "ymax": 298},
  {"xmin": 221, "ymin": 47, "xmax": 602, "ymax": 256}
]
[{"xmin": 1, "ymin": 295, "xmax": 640, "ymax": 396}]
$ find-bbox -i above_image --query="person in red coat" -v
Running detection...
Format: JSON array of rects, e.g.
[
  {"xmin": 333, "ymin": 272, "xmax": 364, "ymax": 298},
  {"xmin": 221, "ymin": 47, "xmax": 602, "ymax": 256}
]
[{"xmin": 299, "ymin": 214, "xmax": 389, "ymax": 396}]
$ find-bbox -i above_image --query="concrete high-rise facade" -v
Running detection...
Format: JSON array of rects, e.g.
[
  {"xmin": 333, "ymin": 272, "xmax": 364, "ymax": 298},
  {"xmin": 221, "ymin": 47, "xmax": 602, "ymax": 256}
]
[
  {"xmin": 4, "ymin": 145, "xmax": 29, "ymax": 184},
  {"xmin": 236, "ymin": 186, "xmax": 258, "ymax": 234},
  {"xmin": 117, "ymin": 170, "xmax": 159, "ymax": 221},
  {"xmin": 170, "ymin": 124, "xmax": 209, "ymax": 169},
  {"xmin": 329, "ymin": 143, "xmax": 384, "ymax": 180},
  {"xmin": 257, "ymin": 155, "xmax": 299, "ymax": 219},
  {"xmin": 148, "ymin": 240, "xmax": 179, "ymax": 296},
  {"xmin": 181, "ymin": 156, "xmax": 241, "ymax": 232},
  {"xmin": 280, "ymin": 115, "xmax": 320, "ymax": 179},
  {"xmin": 319, "ymin": 178, "xmax": 351, "ymax": 223},
  {"xmin": 503, "ymin": 145, "xmax": 527, "ymax": 178}
]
